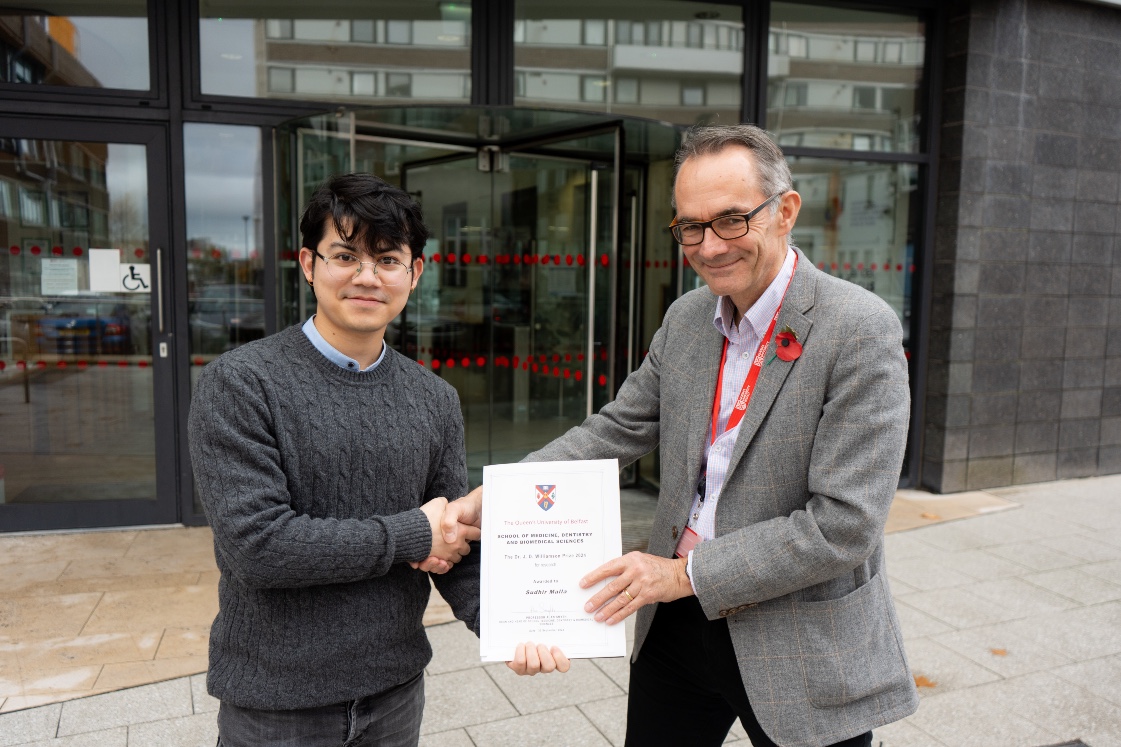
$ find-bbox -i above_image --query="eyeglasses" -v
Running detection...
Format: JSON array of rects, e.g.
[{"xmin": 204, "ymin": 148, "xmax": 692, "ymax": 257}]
[
  {"xmin": 669, "ymin": 193, "xmax": 782, "ymax": 246},
  {"xmin": 314, "ymin": 250, "xmax": 413, "ymax": 286}
]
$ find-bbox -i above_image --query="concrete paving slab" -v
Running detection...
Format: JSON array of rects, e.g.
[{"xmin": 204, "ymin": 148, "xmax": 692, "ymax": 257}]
[
  {"xmin": 932, "ymin": 625, "xmax": 1073, "ymax": 678},
  {"xmin": 483, "ymin": 659, "xmax": 623, "ymax": 715},
  {"xmin": 988, "ymin": 671, "xmax": 1121, "ymax": 743},
  {"xmin": 1024, "ymin": 568, "xmax": 1121, "ymax": 605},
  {"xmin": 590, "ymin": 656, "xmax": 629, "ymax": 692},
  {"xmin": 125, "ymin": 711, "xmax": 218, "ymax": 747},
  {"xmin": 894, "ymin": 587, "xmax": 1010, "ymax": 629},
  {"xmin": 188, "ymin": 674, "xmax": 217, "ymax": 715},
  {"xmin": 419, "ymin": 668, "xmax": 517, "ymax": 735},
  {"xmin": 576, "ymin": 693, "xmax": 628, "ymax": 746},
  {"xmin": 1053, "ymin": 654, "xmax": 1121, "ymax": 709},
  {"xmin": 13, "ymin": 727, "xmax": 129, "ymax": 747},
  {"xmin": 419, "ymin": 728, "xmax": 475, "ymax": 747},
  {"xmin": 882, "ymin": 533, "xmax": 944, "ymax": 561},
  {"xmin": 899, "ymin": 523, "xmax": 993, "ymax": 553},
  {"xmin": 871, "ymin": 718, "xmax": 945, "ymax": 747},
  {"xmin": 901, "ymin": 638, "xmax": 1002, "ymax": 696},
  {"xmin": 887, "ymin": 555, "xmax": 977, "ymax": 590},
  {"xmin": 1001, "ymin": 602, "xmax": 1121, "ymax": 661},
  {"xmin": 466, "ymin": 705, "xmax": 611, "ymax": 747},
  {"xmin": 983, "ymin": 541, "xmax": 1084, "ymax": 571},
  {"xmin": 936, "ymin": 548, "xmax": 1032, "ymax": 581},
  {"xmin": 0, "ymin": 703, "xmax": 62, "ymax": 747},
  {"xmin": 56, "ymin": 679, "xmax": 192, "ymax": 737},
  {"xmin": 959, "ymin": 577, "xmax": 1080, "ymax": 621},
  {"xmin": 424, "ymin": 622, "xmax": 482, "ymax": 675},
  {"xmin": 893, "ymin": 599, "xmax": 956, "ymax": 640},
  {"xmin": 1080, "ymin": 558, "xmax": 1121, "ymax": 583},
  {"xmin": 1039, "ymin": 533, "xmax": 1121, "ymax": 563},
  {"xmin": 905, "ymin": 683, "xmax": 1064, "ymax": 747}
]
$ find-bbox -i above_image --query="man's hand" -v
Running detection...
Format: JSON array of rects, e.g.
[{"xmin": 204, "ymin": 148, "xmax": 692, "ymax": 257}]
[
  {"xmin": 416, "ymin": 497, "xmax": 481, "ymax": 573},
  {"xmin": 580, "ymin": 552, "xmax": 693, "ymax": 625},
  {"xmin": 506, "ymin": 642, "xmax": 571, "ymax": 676},
  {"xmin": 442, "ymin": 485, "xmax": 482, "ymax": 543},
  {"xmin": 411, "ymin": 490, "xmax": 483, "ymax": 573}
]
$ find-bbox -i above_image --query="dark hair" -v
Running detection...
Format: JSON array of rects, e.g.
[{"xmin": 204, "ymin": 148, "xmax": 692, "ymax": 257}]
[
  {"xmin": 299, "ymin": 173, "xmax": 429, "ymax": 261},
  {"xmin": 671, "ymin": 124, "xmax": 793, "ymax": 213}
]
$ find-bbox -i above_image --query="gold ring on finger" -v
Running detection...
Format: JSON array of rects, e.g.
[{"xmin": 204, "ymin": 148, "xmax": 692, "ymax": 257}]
[{"xmin": 621, "ymin": 589, "xmax": 634, "ymax": 602}]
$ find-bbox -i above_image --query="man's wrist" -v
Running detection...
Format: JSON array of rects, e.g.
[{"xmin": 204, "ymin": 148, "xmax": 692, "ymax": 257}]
[{"xmin": 678, "ymin": 556, "xmax": 695, "ymax": 598}]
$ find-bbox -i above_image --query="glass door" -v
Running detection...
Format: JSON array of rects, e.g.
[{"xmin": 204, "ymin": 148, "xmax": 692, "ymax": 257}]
[
  {"xmin": 402, "ymin": 129, "xmax": 619, "ymax": 485},
  {"xmin": 0, "ymin": 119, "xmax": 176, "ymax": 532}
]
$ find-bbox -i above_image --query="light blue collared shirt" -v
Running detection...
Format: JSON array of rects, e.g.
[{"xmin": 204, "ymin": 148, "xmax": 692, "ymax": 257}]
[{"xmin": 302, "ymin": 316, "xmax": 386, "ymax": 372}]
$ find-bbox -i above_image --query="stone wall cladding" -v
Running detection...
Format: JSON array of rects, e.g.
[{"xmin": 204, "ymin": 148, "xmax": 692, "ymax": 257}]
[{"xmin": 924, "ymin": 0, "xmax": 1121, "ymax": 491}]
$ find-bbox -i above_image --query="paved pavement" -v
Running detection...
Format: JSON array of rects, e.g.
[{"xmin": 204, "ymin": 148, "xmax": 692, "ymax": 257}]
[{"xmin": 2, "ymin": 475, "xmax": 1120, "ymax": 746}]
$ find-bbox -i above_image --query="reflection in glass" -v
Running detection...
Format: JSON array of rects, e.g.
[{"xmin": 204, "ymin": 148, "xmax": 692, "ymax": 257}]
[
  {"xmin": 185, "ymin": 123, "xmax": 263, "ymax": 515},
  {"xmin": 514, "ymin": 1, "xmax": 742, "ymax": 126},
  {"xmin": 199, "ymin": 1, "xmax": 470, "ymax": 103},
  {"xmin": 0, "ymin": 2, "xmax": 150, "ymax": 91},
  {"xmin": 768, "ymin": 3, "xmax": 925, "ymax": 153},
  {"xmin": 0, "ymin": 140, "xmax": 155, "ymax": 504},
  {"xmin": 787, "ymin": 159, "xmax": 918, "ymax": 348},
  {"xmin": 185, "ymin": 124, "xmax": 264, "ymax": 360}
]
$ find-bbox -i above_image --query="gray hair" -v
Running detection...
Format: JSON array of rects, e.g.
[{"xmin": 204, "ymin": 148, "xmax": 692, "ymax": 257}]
[{"xmin": 671, "ymin": 124, "xmax": 793, "ymax": 214}]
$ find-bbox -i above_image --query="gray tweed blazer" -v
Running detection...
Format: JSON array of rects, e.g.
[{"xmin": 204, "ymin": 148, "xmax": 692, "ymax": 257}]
[{"xmin": 529, "ymin": 249, "xmax": 919, "ymax": 746}]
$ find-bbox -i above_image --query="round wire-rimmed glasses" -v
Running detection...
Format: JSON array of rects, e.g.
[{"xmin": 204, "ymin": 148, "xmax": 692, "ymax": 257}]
[
  {"xmin": 669, "ymin": 193, "xmax": 782, "ymax": 245},
  {"xmin": 314, "ymin": 250, "xmax": 413, "ymax": 285}
]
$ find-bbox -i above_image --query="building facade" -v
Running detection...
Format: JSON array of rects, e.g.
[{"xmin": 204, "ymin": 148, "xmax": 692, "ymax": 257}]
[{"xmin": 0, "ymin": 0, "xmax": 1116, "ymax": 533}]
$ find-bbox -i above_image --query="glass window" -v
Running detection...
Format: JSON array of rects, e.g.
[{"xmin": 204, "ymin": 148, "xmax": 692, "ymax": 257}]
[
  {"xmin": 584, "ymin": 19, "xmax": 607, "ymax": 45},
  {"xmin": 787, "ymin": 157, "xmax": 919, "ymax": 350},
  {"xmin": 386, "ymin": 73, "xmax": 412, "ymax": 97},
  {"xmin": 681, "ymin": 84, "xmax": 704, "ymax": 107},
  {"xmin": 386, "ymin": 20, "xmax": 412, "ymax": 44},
  {"xmin": 614, "ymin": 76, "xmax": 638, "ymax": 104},
  {"xmin": 184, "ymin": 123, "xmax": 264, "ymax": 362},
  {"xmin": 268, "ymin": 67, "xmax": 294, "ymax": 93},
  {"xmin": 515, "ymin": 1, "xmax": 741, "ymax": 126},
  {"xmin": 351, "ymin": 19, "xmax": 375, "ymax": 43},
  {"xmin": 853, "ymin": 85, "xmax": 876, "ymax": 110},
  {"xmin": 0, "ymin": 1, "xmax": 150, "ymax": 91},
  {"xmin": 0, "ymin": 140, "xmax": 156, "ymax": 506},
  {"xmin": 198, "ymin": 2, "xmax": 469, "ymax": 104},
  {"xmin": 582, "ymin": 75, "xmax": 607, "ymax": 102},
  {"xmin": 768, "ymin": 3, "xmax": 925, "ymax": 153}
]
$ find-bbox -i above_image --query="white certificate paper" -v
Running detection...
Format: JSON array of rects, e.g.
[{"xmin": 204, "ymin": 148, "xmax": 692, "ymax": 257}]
[{"xmin": 480, "ymin": 459, "xmax": 626, "ymax": 661}]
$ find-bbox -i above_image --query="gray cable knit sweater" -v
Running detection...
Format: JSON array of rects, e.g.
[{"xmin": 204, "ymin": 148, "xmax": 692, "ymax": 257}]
[{"xmin": 188, "ymin": 325, "xmax": 480, "ymax": 710}]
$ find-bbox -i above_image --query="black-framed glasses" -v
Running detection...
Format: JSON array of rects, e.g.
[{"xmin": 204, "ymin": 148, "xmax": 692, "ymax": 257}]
[
  {"xmin": 314, "ymin": 250, "xmax": 413, "ymax": 285},
  {"xmin": 669, "ymin": 193, "xmax": 783, "ymax": 246}
]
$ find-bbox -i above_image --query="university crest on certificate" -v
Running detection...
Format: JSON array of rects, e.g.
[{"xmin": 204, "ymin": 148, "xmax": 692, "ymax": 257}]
[{"xmin": 479, "ymin": 459, "xmax": 626, "ymax": 661}]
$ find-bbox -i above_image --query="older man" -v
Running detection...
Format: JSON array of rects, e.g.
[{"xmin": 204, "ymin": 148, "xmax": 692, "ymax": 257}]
[{"xmin": 445, "ymin": 124, "xmax": 918, "ymax": 747}]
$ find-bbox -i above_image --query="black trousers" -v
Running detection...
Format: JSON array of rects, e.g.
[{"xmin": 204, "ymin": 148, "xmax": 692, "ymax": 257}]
[{"xmin": 624, "ymin": 597, "xmax": 873, "ymax": 747}]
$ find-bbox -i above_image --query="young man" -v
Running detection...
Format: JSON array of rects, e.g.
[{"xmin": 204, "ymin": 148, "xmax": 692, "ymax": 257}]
[{"xmin": 189, "ymin": 173, "xmax": 480, "ymax": 746}]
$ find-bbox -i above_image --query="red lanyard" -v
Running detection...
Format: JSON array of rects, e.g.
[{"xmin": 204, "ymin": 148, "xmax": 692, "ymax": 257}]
[{"xmin": 710, "ymin": 254, "xmax": 799, "ymax": 446}]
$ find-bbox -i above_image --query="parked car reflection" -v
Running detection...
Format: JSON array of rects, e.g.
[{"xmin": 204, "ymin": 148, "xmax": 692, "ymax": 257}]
[
  {"xmin": 34, "ymin": 297, "xmax": 134, "ymax": 355},
  {"xmin": 189, "ymin": 284, "xmax": 265, "ymax": 354}
]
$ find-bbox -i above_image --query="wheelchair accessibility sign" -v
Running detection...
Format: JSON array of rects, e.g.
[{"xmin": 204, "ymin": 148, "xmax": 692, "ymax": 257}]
[
  {"xmin": 119, "ymin": 263, "xmax": 150, "ymax": 292},
  {"xmin": 88, "ymin": 248, "xmax": 151, "ymax": 294}
]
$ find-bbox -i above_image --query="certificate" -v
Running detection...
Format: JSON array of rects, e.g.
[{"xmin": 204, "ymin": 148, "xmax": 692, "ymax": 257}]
[{"xmin": 480, "ymin": 459, "xmax": 626, "ymax": 661}]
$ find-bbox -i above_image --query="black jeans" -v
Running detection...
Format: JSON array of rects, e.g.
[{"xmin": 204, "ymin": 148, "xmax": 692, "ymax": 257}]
[
  {"xmin": 625, "ymin": 597, "xmax": 873, "ymax": 747},
  {"xmin": 216, "ymin": 671, "xmax": 425, "ymax": 747}
]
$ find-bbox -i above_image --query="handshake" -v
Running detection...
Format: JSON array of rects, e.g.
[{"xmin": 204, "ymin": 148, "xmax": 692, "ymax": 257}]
[
  {"xmin": 409, "ymin": 485, "xmax": 571, "ymax": 676},
  {"xmin": 410, "ymin": 485, "xmax": 485, "ymax": 574}
]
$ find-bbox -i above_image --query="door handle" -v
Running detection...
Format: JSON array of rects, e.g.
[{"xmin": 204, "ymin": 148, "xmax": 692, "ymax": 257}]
[{"xmin": 156, "ymin": 247, "xmax": 164, "ymax": 334}]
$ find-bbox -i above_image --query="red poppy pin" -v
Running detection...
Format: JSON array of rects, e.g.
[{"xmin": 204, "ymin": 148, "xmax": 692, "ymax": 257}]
[{"xmin": 767, "ymin": 326, "xmax": 802, "ymax": 365}]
